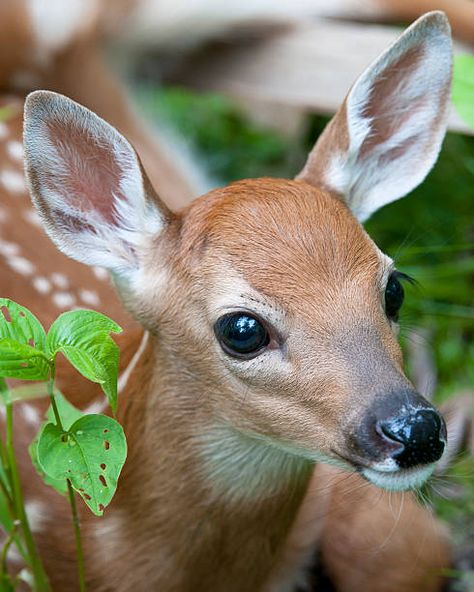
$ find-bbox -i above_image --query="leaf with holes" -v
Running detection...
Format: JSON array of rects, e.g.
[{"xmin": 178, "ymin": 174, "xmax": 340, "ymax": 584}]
[
  {"xmin": 453, "ymin": 55, "xmax": 474, "ymax": 129},
  {"xmin": 46, "ymin": 310, "xmax": 122, "ymax": 413},
  {"xmin": 0, "ymin": 338, "xmax": 50, "ymax": 381},
  {"xmin": 0, "ymin": 300, "xmax": 49, "ymax": 380},
  {"xmin": 37, "ymin": 414, "xmax": 127, "ymax": 516},
  {"xmin": 0, "ymin": 299, "xmax": 46, "ymax": 352},
  {"xmin": 29, "ymin": 392, "xmax": 84, "ymax": 496}
]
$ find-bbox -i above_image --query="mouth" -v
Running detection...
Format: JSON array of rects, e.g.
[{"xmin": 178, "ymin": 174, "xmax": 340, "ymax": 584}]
[
  {"xmin": 360, "ymin": 464, "xmax": 435, "ymax": 491},
  {"xmin": 330, "ymin": 449, "xmax": 437, "ymax": 491}
]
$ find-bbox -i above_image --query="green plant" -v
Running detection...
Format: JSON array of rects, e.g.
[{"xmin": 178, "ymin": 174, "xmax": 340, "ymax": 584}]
[{"xmin": 0, "ymin": 300, "xmax": 126, "ymax": 591}]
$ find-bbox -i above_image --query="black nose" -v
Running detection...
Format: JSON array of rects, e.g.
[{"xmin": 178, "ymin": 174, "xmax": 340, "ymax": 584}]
[{"xmin": 377, "ymin": 409, "xmax": 446, "ymax": 468}]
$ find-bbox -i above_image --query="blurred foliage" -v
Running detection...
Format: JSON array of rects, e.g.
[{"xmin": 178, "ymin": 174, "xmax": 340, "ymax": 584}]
[
  {"xmin": 453, "ymin": 55, "xmax": 474, "ymax": 128},
  {"xmin": 137, "ymin": 87, "xmax": 298, "ymax": 181}
]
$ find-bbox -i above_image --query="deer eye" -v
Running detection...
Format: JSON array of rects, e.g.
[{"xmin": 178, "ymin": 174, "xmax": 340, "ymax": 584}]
[
  {"xmin": 214, "ymin": 313, "xmax": 270, "ymax": 358},
  {"xmin": 385, "ymin": 273, "xmax": 405, "ymax": 321}
]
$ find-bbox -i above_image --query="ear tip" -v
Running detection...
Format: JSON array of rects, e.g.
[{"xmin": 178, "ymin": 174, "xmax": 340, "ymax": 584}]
[
  {"xmin": 411, "ymin": 11, "xmax": 452, "ymax": 41},
  {"xmin": 25, "ymin": 90, "xmax": 57, "ymax": 112},
  {"xmin": 24, "ymin": 91, "xmax": 64, "ymax": 134}
]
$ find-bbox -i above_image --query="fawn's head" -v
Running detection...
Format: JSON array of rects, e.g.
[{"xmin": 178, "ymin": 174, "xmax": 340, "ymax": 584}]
[{"xmin": 24, "ymin": 12, "xmax": 452, "ymax": 491}]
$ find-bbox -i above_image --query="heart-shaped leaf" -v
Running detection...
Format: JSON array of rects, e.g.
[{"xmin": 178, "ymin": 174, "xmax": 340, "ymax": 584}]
[
  {"xmin": 37, "ymin": 414, "xmax": 127, "ymax": 516},
  {"xmin": 30, "ymin": 392, "xmax": 84, "ymax": 496},
  {"xmin": 46, "ymin": 310, "xmax": 122, "ymax": 413}
]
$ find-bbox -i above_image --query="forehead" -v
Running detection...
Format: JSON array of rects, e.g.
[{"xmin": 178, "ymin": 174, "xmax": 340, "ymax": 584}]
[{"xmin": 179, "ymin": 178, "xmax": 387, "ymax": 309}]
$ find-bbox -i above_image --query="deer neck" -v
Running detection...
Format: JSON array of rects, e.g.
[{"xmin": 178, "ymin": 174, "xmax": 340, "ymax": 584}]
[{"xmin": 86, "ymin": 329, "xmax": 314, "ymax": 592}]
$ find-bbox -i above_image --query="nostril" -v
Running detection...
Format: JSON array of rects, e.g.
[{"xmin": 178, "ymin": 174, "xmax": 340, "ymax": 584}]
[
  {"xmin": 377, "ymin": 419, "xmax": 405, "ymax": 445},
  {"xmin": 376, "ymin": 409, "xmax": 445, "ymax": 469}
]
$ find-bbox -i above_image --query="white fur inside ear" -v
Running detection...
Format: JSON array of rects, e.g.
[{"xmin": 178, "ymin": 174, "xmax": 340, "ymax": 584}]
[
  {"xmin": 324, "ymin": 13, "xmax": 452, "ymax": 221},
  {"xmin": 24, "ymin": 91, "xmax": 165, "ymax": 279}
]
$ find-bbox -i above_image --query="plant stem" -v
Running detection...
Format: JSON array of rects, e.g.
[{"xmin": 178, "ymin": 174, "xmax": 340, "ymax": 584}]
[
  {"xmin": 46, "ymin": 373, "xmax": 63, "ymax": 431},
  {"xmin": 1, "ymin": 521, "xmax": 17, "ymax": 575},
  {"xmin": 48, "ymin": 368, "xmax": 86, "ymax": 591},
  {"xmin": 67, "ymin": 479, "xmax": 86, "ymax": 592},
  {"xmin": 5, "ymin": 397, "xmax": 51, "ymax": 591}
]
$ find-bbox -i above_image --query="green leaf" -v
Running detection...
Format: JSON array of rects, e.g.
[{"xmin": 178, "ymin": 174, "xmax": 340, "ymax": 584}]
[
  {"xmin": 0, "ymin": 490, "xmax": 28, "ymax": 562},
  {"xmin": 0, "ymin": 572, "xmax": 14, "ymax": 592},
  {"xmin": 453, "ymin": 54, "xmax": 474, "ymax": 129},
  {"xmin": 29, "ymin": 436, "xmax": 68, "ymax": 496},
  {"xmin": 0, "ymin": 339, "xmax": 49, "ymax": 381},
  {"xmin": 37, "ymin": 414, "xmax": 127, "ymax": 516},
  {"xmin": 0, "ymin": 487, "xmax": 13, "ymax": 533},
  {"xmin": 46, "ymin": 310, "xmax": 122, "ymax": 413},
  {"xmin": 29, "ymin": 392, "xmax": 83, "ymax": 495},
  {"xmin": 0, "ymin": 300, "xmax": 50, "ymax": 380},
  {"xmin": 0, "ymin": 378, "xmax": 9, "ymax": 405},
  {"xmin": 46, "ymin": 310, "xmax": 121, "ymax": 358},
  {"xmin": 0, "ymin": 299, "xmax": 46, "ymax": 352}
]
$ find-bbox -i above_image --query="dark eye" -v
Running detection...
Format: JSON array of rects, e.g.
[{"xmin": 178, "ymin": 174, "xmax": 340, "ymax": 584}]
[
  {"xmin": 214, "ymin": 313, "xmax": 270, "ymax": 358},
  {"xmin": 385, "ymin": 273, "xmax": 405, "ymax": 321}
]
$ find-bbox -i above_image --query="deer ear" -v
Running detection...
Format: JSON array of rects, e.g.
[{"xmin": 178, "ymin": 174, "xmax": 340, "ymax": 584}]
[
  {"xmin": 297, "ymin": 11, "xmax": 452, "ymax": 222},
  {"xmin": 23, "ymin": 91, "xmax": 172, "ymax": 279}
]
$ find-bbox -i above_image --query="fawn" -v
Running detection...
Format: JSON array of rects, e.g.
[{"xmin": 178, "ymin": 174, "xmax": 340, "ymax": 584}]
[{"xmin": 0, "ymin": 10, "xmax": 455, "ymax": 592}]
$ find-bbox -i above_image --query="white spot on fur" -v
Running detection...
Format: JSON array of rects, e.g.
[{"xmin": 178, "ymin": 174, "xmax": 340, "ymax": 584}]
[
  {"xmin": 52, "ymin": 292, "xmax": 76, "ymax": 308},
  {"xmin": 27, "ymin": 0, "xmax": 96, "ymax": 58},
  {"xmin": 32, "ymin": 276, "xmax": 52, "ymax": 294},
  {"xmin": 7, "ymin": 256, "xmax": 35, "ymax": 276},
  {"xmin": 0, "ymin": 169, "xmax": 26, "ymax": 194},
  {"xmin": 79, "ymin": 289, "xmax": 100, "ymax": 306},
  {"xmin": 21, "ymin": 404, "xmax": 40, "ymax": 426},
  {"xmin": 25, "ymin": 499, "xmax": 47, "ymax": 533},
  {"xmin": 50, "ymin": 272, "xmax": 69, "ymax": 289},
  {"xmin": 23, "ymin": 209, "xmax": 42, "ymax": 228},
  {"xmin": 7, "ymin": 140, "xmax": 23, "ymax": 162},
  {"xmin": 93, "ymin": 266, "xmax": 108, "ymax": 281},
  {"xmin": 0, "ymin": 240, "xmax": 20, "ymax": 257},
  {"xmin": 0, "ymin": 122, "xmax": 8, "ymax": 139}
]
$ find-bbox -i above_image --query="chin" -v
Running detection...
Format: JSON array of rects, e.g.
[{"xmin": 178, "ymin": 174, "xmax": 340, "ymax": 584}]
[{"xmin": 361, "ymin": 464, "xmax": 436, "ymax": 491}]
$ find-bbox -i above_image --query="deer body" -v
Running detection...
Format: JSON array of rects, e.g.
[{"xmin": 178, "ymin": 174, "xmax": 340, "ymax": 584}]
[{"xmin": 0, "ymin": 10, "xmax": 457, "ymax": 592}]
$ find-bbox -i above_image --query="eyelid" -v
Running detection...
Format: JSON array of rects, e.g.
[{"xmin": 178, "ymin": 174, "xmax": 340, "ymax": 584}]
[{"xmin": 392, "ymin": 270, "xmax": 417, "ymax": 286}]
